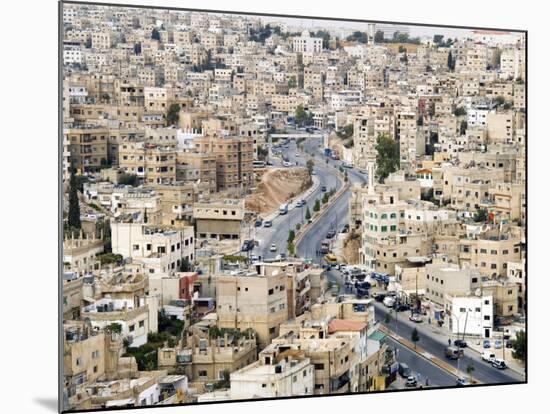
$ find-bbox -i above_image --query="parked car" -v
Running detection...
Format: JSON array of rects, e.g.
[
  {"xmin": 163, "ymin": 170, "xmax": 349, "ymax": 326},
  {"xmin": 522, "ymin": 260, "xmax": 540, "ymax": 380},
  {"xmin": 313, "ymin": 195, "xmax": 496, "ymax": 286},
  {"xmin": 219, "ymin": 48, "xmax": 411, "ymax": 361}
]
[
  {"xmin": 374, "ymin": 293, "xmax": 387, "ymax": 302},
  {"xmin": 269, "ymin": 244, "xmax": 277, "ymax": 252},
  {"xmin": 250, "ymin": 255, "xmax": 259, "ymax": 263},
  {"xmin": 409, "ymin": 314, "xmax": 423, "ymax": 323},
  {"xmin": 405, "ymin": 376, "xmax": 418, "ymax": 388},
  {"xmin": 398, "ymin": 363, "xmax": 412, "ymax": 378},
  {"xmin": 395, "ymin": 304, "xmax": 410, "ymax": 312},
  {"xmin": 491, "ymin": 359, "xmax": 507, "ymax": 370},
  {"xmin": 494, "ymin": 340, "xmax": 503, "ymax": 349},
  {"xmin": 454, "ymin": 339, "xmax": 468, "ymax": 348},
  {"xmin": 264, "ymin": 220, "xmax": 273, "ymax": 228},
  {"xmin": 456, "ymin": 377, "xmax": 470, "ymax": 386},
  {"xmin": 483, "ymin": 340, "xmax": 491, "ymax": 349},
  {"xmin": 505, "ymin": 340, "xmax": 513, "ymax": 349},
  {"xmin": 241, "ymin": 239, "xmax": 254, "ymax": 252},
  {"xmin": 383, "ymin": 296, "xmax": 396, "ymax": 308},
  {"xmin": 321, "ymin": 186, "xmax": 327, "ymax": 192},
  {"xmin": 482, "ymin": 351, "xmax": 496, "ymax": 363},
  {"xmin": 279, "ymin": 253, "xmax": 287, "ymax": 260},
  {"xmin": 254, "ymin": 218, "xmax": 263, "ymax": 227},
  {"xmin": 326, "ymin": 229, "xmax": 336, "ymax": 239}
]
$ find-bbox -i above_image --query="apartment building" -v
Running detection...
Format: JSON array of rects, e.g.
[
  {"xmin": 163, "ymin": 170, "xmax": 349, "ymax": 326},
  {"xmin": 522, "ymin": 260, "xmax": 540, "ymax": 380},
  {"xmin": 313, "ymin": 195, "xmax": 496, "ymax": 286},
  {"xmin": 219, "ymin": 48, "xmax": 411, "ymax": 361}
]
[
  {"xmin": 216, "ymin": 264, "xmax": 288, "ymax": 347},
  {"xmin": 158, "ymin": 333, "xmax": 257, "ymax": 385},
  {"xmin": 193, "ymin": 199, "xmax": 244, "ymax": 240},
  {"xmin": 194, "ymin": 135, "xmax": 254, "ymax": 192},
  {"xmin": 66, "ymin": 125, "xmax": 110, "ymax": 172},
  {"xmin": 110, "ymin": 217, "xmax": 195, "ymax": 275},
  {"xmin": 119, "ymin": 142, "xmax": 176, "ymax": 185},
  {"xmin": 292, "ymin": 31, "xmax": 323, "ymax": 53}
]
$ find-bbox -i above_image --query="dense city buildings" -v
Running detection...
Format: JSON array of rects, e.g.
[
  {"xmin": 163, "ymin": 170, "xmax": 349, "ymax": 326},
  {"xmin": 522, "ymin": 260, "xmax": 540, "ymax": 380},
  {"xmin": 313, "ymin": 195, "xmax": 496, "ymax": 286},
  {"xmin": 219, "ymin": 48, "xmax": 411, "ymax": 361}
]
[{"xmin": 61, "ymin": 3, "xmax": 526, "ymax": 411}]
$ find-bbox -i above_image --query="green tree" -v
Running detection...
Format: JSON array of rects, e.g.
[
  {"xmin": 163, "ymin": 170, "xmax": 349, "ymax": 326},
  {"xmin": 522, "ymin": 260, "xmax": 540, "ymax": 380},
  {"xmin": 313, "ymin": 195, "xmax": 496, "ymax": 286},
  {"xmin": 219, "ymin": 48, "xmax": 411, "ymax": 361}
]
[
  {"xmin": 398, "ymin": 45, "xmax": 406, "ymax": 53},
  {"xmin": 454, "ymin": 106, "xmax": 467, "ymax": 116},
  {"xmin": 167, "ymin": 103, "xmax": 180, "ymax": 126},
  {"xmin": 411, "ymin": 327, "xmax": 420, "ymax": 349},
  {"xmin": 474, "ymin": 208, "xmax": 488, "ymax": 223},
  {"xmin": 105, "ymin": 322, "xmax": 122, "ymax": 334},
  {"xmin": 433, "ymin": 34, "xmax": 444, "ymax": 45},
  {"xmin": 305, "ymin": 207, "xmax": 311, "ymax": 220},
  {"xmin": 322, "ymin": 193, "xmax": 329, "ymax": 204},
  {"xmin": 151, "ymin": 28, "xmax": 161, "ymax": 41},
  {"xmin": 180, "ymin": 257, "xmax": 192, "ymax": 272},
  {"xmin": 313, "ymin": 199, "xmax": 321, "ymax": 212},
  {"xmin": 495, "ymin": 96, "xmax": 505, "ymax": 106},
  {"xmin": 384, "ymin": 312, "xmax": 391, "ymax": 324},
  {"xmin": 306, "ymin": 159, "xmax": 315, "ymax": 176},
  {"xmin": 344, "ymin": 170, "xmax": 349, "ymax": 182},
  {"xmin": 287, "ymin": 230, "xmax": 295, "ymax": 244},
  {"xmin": 68, "ymin": 170, "xmax": 81, "ymax": 230},
  {"xmin": 288, "ymin": 76, "xmax": 297, "ymax": 89},
  {"xmin": 337, "ymin": 124, "xmax": 354, "ymax": 139},
  {"xmin": 287, "ymin": 241, "xmax": 295, "ymax": 256},
  {"xmin": 374, "ymin": 31, "xmax": 385, "ymax": 43},
  {"xmin": 295, "ymin": 104, "xmax": 306, "ymax": 126},
  {"xmin": 447, "ymin": 51, "xmax": 454, "ymax": 71},
  {"xmin": 375, "ymin": 133, "xmax": 399, "ymax": 183},
  {"xmin": 460, "ymin": 120, "xmax": 468, "ymax": 136},
  {"xmin": 512, "ymin": 330, "xmax": 526, "ymax": 361}
]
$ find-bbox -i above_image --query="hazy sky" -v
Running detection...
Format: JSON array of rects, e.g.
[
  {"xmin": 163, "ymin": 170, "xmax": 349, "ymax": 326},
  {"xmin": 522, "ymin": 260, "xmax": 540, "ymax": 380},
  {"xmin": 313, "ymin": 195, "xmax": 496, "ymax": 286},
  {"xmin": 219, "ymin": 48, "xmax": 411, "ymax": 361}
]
[{"xmin": 259, "ymin": 16, "xmax": 486, "ymax": 40}]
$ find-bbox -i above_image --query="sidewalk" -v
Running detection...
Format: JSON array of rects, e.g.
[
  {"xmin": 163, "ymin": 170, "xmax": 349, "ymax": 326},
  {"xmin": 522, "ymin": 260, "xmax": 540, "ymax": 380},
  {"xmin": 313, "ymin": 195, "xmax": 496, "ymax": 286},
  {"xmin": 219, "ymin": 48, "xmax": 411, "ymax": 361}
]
[
  {"xmin": 420, "ymin": 318, "xmax": 525, "ymax": 376},
  {"xmin": 379, "ymin": 325, "xmax": 477, "ymax": 383}
]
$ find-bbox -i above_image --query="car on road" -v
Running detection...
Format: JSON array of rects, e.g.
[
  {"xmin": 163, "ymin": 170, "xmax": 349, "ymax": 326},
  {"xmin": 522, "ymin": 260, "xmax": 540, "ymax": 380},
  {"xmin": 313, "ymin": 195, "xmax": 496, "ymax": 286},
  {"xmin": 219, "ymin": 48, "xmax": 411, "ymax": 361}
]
[
  {"xmin": 311, "ymin": 170, "xmax": 317, "ymax": 175},
  {"xmin": 326, "ymin": 229, "xmax": 336, "ymax": 239},
  {"xmin": 321, "ymin": 186, "xmax": 327, "ymax": 192},
  {"xmin": 383, "ymin": 296, "xmax": 396, "ymax": 307},
  {"xmin": 295, "ymin": 152, "xmax": 300, "ymax": 157},
  {"xmin": 445, "ymin": 346, "xmax": 464, "ymax": 360},
  {"xmin": 456, "ymin": 377, "xmax": 470, "ymax": 386},
  {"xmin": 398, "ymin": 363, "xmax": 412, "ymax": 378},
  {"xmin": 279, "ymin": 253, "xmax": 287, "ymax": 261},
  {"xmin": 250, "ymin": 255, "xmax": 259, "ymax": 263},
  {"xmin": 241, "ymin": 239, "xmax": 254, "ymax": 252},
  {"xmin": 483, "ymin": 339, "xmax": 491, "ymax": 349},
  {"xmin": 269, "ymin": 244, "xmax": 277, "ymax": 252},
  {"xmin": 409, "ymin": 314, "xmax": 423, "ymax": 323},
  {"xmin": 491, "ymin": 359, "xmax": 507, "ymax": 370},
  {"xmin": 405, "ymin": 376, "xmax": 418, "ymax": 388},
  {"xmin": 263, "ymin": 220, "xmax": 273, "ymax": 228},
  {"xmin": 494, "ymin": 340, "xmax": 503, "ymax": 349},
  {"xmin": 454, "ymin": 339, "xmax": 468, "ymax": 348},
  {"xmin": 482, "ymin": 351, "xmax": 496, "ymax": 363}
]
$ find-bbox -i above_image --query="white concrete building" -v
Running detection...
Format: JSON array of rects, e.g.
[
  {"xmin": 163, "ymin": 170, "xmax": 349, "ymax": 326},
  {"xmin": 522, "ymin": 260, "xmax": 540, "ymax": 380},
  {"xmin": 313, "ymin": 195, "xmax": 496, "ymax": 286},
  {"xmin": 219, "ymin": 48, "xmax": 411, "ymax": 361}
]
[
  {"xmin": 230, "ymin": 353, "xmax": 314, "ymax": 399},
  {"xmin": 447, "ymin": 294, "xmax": 493, "ymax": 338},
  {"xmin": 292, "ymin": 31, "xmax": 322, "ymax": 53}
]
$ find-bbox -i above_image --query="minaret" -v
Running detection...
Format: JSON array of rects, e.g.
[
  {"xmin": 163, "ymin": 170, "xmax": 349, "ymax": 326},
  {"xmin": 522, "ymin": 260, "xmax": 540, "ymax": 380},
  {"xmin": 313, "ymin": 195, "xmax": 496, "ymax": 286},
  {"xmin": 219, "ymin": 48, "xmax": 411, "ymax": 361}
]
[{"xmin": 367, "ymin": 159, "xmax": 376, "ymax": 195}]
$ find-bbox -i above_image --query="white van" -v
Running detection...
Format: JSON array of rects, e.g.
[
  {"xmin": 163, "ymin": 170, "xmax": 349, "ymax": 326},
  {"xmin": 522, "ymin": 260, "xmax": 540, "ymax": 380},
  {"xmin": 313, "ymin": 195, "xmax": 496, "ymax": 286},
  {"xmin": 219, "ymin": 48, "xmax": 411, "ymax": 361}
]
[{"xmin": 482, "ymin": 351, "xmax": 496, "ymax": 363}]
